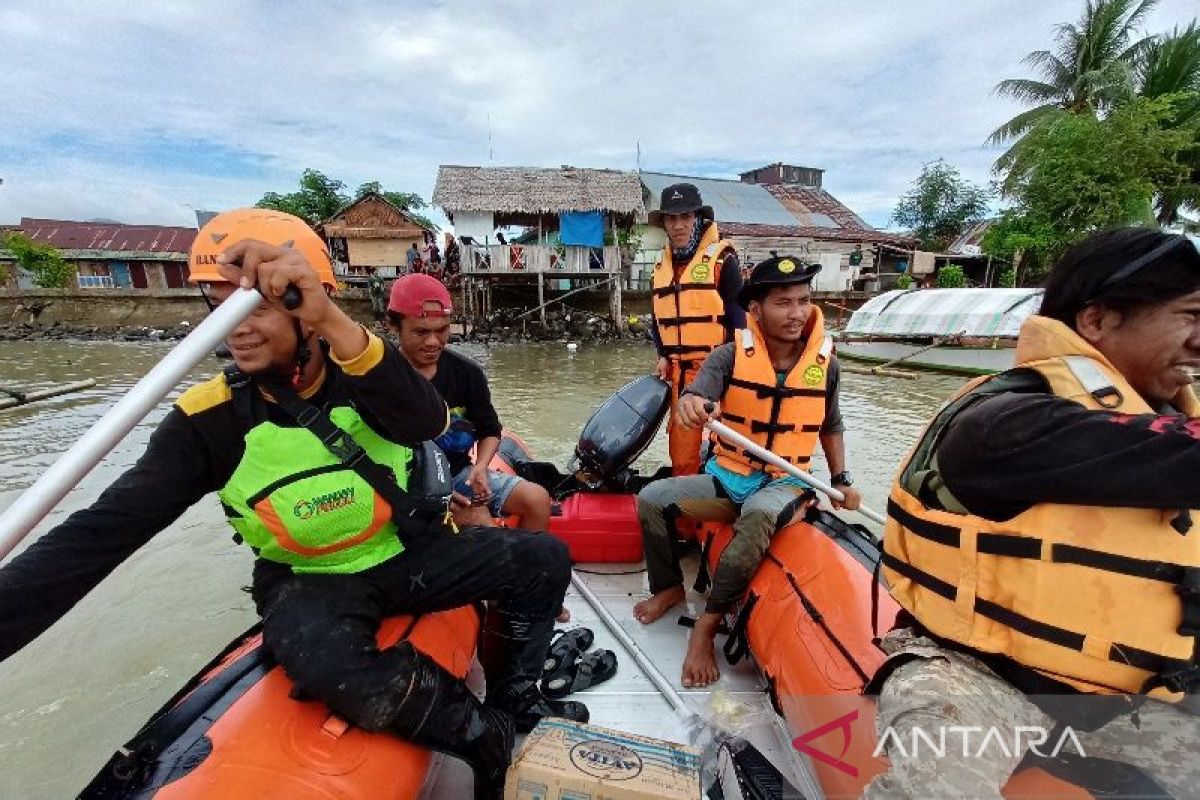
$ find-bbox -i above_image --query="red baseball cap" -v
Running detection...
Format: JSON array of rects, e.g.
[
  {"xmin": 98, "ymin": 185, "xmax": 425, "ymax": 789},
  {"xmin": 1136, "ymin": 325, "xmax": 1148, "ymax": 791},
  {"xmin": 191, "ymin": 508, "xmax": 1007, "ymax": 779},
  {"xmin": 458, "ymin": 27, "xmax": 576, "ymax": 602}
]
[{"xmin": 388, "ymin": 273, "xmax": 453, "ymax": 316}]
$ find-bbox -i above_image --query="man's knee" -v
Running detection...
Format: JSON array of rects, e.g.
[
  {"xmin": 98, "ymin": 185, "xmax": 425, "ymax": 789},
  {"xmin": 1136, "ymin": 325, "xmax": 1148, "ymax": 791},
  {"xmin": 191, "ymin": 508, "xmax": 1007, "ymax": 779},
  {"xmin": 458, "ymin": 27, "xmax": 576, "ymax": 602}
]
[
  {"xmin": 269, "ymin": 636, "xmax": 421, "ymax": 733},
  {"xmin": 514, "ymin": 531, "xmax": 571, "ymax": 590},
  {"xmin": 637, "ymin": 479, "xmax": 678, "ymax": 522}
]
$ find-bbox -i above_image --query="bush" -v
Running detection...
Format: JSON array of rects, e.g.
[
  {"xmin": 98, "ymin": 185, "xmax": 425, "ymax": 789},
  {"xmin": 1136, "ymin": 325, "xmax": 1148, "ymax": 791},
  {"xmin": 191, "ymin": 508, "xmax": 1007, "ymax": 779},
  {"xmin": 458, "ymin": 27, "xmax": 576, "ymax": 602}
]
[
  {"xmin": 997, "ymin": 266, "xmax": 1016, "ymax": 288},
  {"xmin": 936, "ymin": 264, "xmax": 966, "ymax": 288},
  {"xmin": 2, "ymin": 233, "xmax": 74, "ymax": 288},
  {"xmin": 896, "ymin": 274, "xmax": 913, "ymax": 289}
]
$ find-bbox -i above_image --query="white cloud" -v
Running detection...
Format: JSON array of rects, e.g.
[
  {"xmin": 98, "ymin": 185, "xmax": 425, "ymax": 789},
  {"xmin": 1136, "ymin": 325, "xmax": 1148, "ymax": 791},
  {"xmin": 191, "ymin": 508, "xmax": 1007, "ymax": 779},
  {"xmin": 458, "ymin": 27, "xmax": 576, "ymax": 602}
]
[{"xmin": 1, "ymin": 0, "xmax": 1195, "ymax": 228}]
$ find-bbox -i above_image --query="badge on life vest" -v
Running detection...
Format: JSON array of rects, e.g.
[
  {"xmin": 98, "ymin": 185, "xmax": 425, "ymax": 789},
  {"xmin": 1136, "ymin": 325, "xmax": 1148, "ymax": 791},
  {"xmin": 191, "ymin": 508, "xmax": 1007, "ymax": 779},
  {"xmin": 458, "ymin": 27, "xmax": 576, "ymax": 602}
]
[
  {"xmin": 803, "ymin": 364, "xmax": 825, "ymax": 386},
  {"xmin": 778, "ymin": 259, "xmax": 797, "ymax": 274},
  {"xmin": 691, "ymin": 262, "xmax": 712, "ymax": 282}
]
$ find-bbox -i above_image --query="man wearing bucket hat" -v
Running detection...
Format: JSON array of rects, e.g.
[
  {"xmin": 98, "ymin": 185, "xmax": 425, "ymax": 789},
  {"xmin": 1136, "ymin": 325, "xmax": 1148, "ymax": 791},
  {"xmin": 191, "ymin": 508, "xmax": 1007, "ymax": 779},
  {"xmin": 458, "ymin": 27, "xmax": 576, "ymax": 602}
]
[
  {"xmin": 648, "ymin": 183, "xmax": 746, "ymax": 476},
  {"xmin": 0, "ymin": 209, "xmax": 586, "ymax": 799},
  {"xmin": 634, "ymin": 254, "xmax": 861, "ymax": 688}
]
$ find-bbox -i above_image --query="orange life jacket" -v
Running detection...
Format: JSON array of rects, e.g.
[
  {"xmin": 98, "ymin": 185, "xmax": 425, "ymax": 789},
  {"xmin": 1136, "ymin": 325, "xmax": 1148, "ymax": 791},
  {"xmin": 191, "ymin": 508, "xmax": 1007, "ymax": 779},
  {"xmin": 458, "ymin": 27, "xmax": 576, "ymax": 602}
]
[
  {"xmin": 884, "ymin": 315, "xmax": 1200, "ymax": 698},
  {"xmin": 714, "ymin": 307, "xmax": 833, "ymax": 477},
  {"xmin": 651, "ymin": 223, "xmax": 732, "ymax": 362}
]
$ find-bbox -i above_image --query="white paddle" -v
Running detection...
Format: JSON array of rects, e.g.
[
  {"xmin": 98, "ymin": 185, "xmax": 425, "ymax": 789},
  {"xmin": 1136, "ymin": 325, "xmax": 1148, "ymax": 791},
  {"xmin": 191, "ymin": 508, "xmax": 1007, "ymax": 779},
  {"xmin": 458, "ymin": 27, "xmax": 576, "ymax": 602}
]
[
  {"xmin": 703, "ymin": 409, "xmax": 887, "ymax": 526},
  {"xmin": 0, "ymin": 288, "xmax": 267, "ymax": 560}
]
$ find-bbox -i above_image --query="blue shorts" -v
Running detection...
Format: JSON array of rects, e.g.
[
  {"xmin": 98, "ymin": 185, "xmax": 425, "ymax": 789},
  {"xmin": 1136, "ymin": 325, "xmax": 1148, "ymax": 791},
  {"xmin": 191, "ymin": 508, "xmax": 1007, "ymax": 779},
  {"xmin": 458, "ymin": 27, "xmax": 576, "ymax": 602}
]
[{"xmin": 453, "ymin": 466, "xmax": 524, "ymax": 518}]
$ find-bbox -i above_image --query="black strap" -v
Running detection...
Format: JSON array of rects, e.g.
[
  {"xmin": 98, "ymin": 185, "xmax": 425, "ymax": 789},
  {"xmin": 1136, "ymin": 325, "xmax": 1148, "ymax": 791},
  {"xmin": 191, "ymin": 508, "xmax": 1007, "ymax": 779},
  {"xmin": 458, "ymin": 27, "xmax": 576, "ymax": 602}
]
[
  {"xmin": 727, "ymin": 376, "xmax": 825, "ymax": 400},
  {"xmin": 723, "ymin": 592, "xmax": 759, "ymax": 665},
  {"xmin": 694, "ymin": 530, "xmax": 715, "ymax": 593},
  {"xmin": 657, "ymin": 314, "xmax": 726, "ymax": 328},
  {"xmin": 661, "ymin": 343, "xmax": 714, "ymax": 357},
  {"xmin": 766, "ymin": 552, "xmax": 871, "ymax": 684},
  {"xmin": 265, "ymin": 382, "xmax": 451, "ymax": 544}
]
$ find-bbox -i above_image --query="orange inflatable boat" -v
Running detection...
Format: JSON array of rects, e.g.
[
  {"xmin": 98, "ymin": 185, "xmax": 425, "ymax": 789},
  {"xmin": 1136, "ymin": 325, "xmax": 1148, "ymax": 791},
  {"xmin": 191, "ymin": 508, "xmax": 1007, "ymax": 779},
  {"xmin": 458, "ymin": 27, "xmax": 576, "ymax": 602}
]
[{"xmin": 81, "ymin": 605, "xmax": 480, "ymax": 799}]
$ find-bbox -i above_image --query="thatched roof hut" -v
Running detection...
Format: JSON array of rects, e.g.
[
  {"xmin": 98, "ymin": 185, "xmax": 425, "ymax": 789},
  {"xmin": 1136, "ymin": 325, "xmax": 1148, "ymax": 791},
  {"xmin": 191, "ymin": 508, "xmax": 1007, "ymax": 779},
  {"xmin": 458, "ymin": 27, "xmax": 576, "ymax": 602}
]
[{"xmin": 433, "ymin": 165, "xmax": 643, "ymax": 228}]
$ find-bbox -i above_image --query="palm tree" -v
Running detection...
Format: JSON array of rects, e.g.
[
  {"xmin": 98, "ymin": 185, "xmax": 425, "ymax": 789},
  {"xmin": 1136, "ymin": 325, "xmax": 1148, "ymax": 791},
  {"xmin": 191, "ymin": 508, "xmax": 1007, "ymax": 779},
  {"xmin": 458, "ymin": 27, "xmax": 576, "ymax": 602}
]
[
  {"xmin": 1137, "ymin": 23, "xmax": 1200, "ymax": 224},
  {"xmin": 988, "ymin": 0, "xmax": 1159, "ymax": 169}
]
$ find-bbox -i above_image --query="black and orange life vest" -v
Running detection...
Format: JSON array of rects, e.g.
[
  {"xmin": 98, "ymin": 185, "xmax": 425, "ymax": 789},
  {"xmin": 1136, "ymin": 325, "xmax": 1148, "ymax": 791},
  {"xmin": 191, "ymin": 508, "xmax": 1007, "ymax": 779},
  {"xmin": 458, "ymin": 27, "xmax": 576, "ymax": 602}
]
[
  {"xmin": 713, "ymin": 307, "xmax": 833, "ymax": 477},
  {"xmin": 651, "ymin": 223, "xmax": 732, "ymax": 362},
  {"xmin": 884, "ymin": 315, "xmax": 1200, "ymax": 699}
]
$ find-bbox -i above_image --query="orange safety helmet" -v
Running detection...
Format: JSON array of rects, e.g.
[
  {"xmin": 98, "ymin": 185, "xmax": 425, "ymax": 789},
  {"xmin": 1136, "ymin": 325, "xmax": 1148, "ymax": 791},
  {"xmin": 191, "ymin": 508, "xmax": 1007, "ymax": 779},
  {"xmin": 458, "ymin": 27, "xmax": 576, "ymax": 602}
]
[{"xmin": 188, "ymin": 208, "xmax": 337, "ymax": 291}]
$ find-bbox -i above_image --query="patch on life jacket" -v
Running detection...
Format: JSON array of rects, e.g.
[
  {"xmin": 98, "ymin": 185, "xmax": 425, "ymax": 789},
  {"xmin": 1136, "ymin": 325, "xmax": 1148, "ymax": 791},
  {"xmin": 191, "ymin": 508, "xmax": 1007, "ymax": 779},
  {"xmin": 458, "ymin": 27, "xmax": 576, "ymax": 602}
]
[
  {"xmin": 691, "ymin": 262, "xmax": 712, "ymax": 282},
  {"xmin": 803, "ymin": 365, "xmax": 825, "ymax": 386}
]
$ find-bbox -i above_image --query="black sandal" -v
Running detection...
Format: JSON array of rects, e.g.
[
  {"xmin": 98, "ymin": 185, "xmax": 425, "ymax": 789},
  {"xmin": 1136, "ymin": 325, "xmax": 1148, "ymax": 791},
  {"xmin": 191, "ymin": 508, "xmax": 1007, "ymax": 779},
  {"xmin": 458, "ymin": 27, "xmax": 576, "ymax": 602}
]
[
  {"xmin": 540, "ymin": 648, "xmax": 618, "ymax": 699},
  {"xmin": 543, "ymin": 627, "xmax": 594, "ymax": 674}
]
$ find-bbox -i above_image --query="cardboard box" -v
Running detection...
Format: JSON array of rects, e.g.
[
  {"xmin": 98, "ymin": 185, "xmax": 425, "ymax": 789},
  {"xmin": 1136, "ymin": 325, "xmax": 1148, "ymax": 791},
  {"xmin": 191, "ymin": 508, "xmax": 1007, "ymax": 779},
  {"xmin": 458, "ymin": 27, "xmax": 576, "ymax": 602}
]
[{"xmin": 503, "ymin": 719, "xmax": 701, "ymax": 800}]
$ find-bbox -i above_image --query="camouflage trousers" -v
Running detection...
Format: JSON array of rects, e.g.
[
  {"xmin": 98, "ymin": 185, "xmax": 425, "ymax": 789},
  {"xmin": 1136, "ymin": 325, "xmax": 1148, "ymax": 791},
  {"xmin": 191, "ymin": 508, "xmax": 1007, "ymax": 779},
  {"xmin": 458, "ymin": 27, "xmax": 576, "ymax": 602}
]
[
  {"xmin": 637, "ymin": 474, "xmax": 804, "ymax": 614},
  {"xmin": 864, "ymin": 628, "xmax": 1200, "ymax": 799}
]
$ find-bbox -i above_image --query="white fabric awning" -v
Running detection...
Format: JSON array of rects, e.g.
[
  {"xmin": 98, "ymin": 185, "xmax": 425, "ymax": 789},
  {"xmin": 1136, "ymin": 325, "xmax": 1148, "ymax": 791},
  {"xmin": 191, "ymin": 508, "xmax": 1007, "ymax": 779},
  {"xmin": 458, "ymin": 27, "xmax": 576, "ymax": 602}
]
[{"xmin": 843, "ymin": 288, "xmax": 1043, "ymax": 338}]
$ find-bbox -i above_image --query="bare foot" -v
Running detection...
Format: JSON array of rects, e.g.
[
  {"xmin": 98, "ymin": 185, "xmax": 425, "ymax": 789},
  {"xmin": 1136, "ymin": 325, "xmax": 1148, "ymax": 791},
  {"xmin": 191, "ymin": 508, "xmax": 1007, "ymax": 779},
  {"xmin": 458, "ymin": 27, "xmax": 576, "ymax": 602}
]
[
  {"xmin": 681, "ymin": 615, "xmax": 721, "ymax": 688},
  {"xmin": 632, "ymin": 586, "xmax": 685, "ymax": 625},
  {"xmin": 557, "ymin": 606, "xmax": 571, "ymax": 623}
]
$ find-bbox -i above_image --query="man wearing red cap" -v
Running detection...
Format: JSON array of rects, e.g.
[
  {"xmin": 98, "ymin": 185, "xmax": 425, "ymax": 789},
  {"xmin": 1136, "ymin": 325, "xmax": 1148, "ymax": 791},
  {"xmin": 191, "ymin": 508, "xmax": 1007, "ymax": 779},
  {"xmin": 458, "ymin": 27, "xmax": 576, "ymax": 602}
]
[{"xmin": 387, "ymin": 274, "xmax": 553, "ymax": 531}]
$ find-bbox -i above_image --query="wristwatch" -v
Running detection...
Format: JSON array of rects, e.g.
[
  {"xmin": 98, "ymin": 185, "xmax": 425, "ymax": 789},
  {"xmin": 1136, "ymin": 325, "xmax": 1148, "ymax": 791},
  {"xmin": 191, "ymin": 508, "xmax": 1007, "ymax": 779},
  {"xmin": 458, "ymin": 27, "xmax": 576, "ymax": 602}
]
[{"xmin": 831, "ymin": 470, "xmax": 854, "ymax": 487}]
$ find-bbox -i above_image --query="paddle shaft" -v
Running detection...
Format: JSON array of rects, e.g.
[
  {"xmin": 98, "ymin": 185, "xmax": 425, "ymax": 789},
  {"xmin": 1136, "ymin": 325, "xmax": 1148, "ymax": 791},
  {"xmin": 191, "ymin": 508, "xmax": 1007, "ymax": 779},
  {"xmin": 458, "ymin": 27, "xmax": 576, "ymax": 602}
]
[
  {"xmin": 0, "ymin": 288, "xmax": 265, "ymax": 561},
  {"xmin": 705, "ymin": 418, "xmax": 887, "ymax": 526},
  {"xmin": 569, "ymin": 572, "xmax": 694, "ymax": 719}
]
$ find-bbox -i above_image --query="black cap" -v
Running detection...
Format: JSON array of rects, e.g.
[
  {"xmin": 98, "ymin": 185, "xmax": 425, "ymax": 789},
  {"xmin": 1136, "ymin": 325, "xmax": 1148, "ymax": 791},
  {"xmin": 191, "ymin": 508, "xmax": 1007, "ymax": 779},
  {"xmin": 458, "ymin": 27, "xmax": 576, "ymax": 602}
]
[
  {"xmin": 737, "ymin": 254, "xmax": 821, "ymax": 310},
  {"xmin": 648, "ymin": 183, "xmax": 713, "ymax": 227}
]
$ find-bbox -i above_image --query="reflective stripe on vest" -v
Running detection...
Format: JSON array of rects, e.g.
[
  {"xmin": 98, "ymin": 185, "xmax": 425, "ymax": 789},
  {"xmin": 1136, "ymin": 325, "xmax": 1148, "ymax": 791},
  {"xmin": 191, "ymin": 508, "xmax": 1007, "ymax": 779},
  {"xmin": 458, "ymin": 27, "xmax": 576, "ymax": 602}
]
[
  {"xmin": 883, "ymin": 315, "xmax": 1200, "ymax": 698},
  {"xmin": 714, "ymin": 307, "xmax": 830, "ymax": 477},
  {"xmin": 652, "ymin": 224, "xmax": 730, "ymax": 360},
  {"xmin": 220, "ymin": 405, "xmax": 413, "ymax": 575}
]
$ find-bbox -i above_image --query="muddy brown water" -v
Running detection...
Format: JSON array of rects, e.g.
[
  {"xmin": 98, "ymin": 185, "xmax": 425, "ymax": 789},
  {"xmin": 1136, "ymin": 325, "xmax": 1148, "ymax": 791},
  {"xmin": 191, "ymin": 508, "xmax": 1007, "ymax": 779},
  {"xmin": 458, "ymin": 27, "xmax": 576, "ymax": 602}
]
[{"xmin": 0, "ymin": 339, "xmax": 962, "ymax": 798}]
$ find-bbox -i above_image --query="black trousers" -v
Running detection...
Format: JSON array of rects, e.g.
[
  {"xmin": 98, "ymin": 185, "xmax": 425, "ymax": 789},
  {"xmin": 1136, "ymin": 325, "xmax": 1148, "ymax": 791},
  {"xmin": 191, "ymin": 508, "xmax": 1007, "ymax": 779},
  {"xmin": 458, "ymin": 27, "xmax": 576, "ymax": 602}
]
[{"xmin": 251, "ymin": 526, "xmax": 571, "ymax": 731}]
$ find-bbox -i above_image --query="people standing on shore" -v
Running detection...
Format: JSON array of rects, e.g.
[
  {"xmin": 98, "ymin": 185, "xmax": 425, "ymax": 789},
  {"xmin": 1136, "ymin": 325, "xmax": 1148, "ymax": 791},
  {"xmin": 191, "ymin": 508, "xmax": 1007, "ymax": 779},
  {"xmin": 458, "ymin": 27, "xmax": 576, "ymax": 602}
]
[
  {"xmin": 366, "ymin": 266, "xmax": 387, "ymax": 320},
  {"xmin": 634, "ymin": 255, "xmax": 860, "ymax": 688},
  {"xmin": 648, "ymin": 183, "xmax": 745, "ymax": 476},
  {"xmin": 868, "ymin": 229, "xmax": 1200, "ymax": 798},
  {"xmin": 405, "ymin": 242, "xmax": 420, "ymax": 275}
]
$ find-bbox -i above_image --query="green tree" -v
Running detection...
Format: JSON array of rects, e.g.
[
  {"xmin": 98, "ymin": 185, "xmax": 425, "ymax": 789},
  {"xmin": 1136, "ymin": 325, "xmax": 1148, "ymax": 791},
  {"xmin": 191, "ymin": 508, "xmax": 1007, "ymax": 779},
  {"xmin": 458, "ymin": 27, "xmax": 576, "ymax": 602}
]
[
  {"xmin": 1, "ymin": 232, "xmax": 74, "ymax": 288},
  {"xmin": 256, "ymin": 171, "xmax": 435, "ymax": 229},
  {"xmin": 891, "ymin": 160, "xmax": 992, "ymax": 251},
  {"xmin": 1137, "ymin": 23, "xmax": 1200, "ymax": 223},
  {"xmin": 988, "ymin": 0, "xmax": 1158, "ymax": 168},
  {"xmin": 984, "ymin": 96, "xmax": 1192, "ymax": 278},
  {"xmin": 936, "ymin": 264, "xmax": 967, "ymax": 288}
]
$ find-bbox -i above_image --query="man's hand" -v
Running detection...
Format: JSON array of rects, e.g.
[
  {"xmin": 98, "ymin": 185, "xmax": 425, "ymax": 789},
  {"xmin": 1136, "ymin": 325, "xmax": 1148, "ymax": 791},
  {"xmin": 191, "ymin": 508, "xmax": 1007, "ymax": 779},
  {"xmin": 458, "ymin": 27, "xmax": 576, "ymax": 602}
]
[
  {"xmin": 451, "ymin": 493, "xmax": 493, "ymax": 527},
  {"xmin": 677, "ymin": 394, "xmax": 719, "ymax": 430},
  {"xmin": 467, "ymin": 464, "xmax": 491, "ymax": 503},
  {"xmin": 216, "ymin": 240, "xmax": 334, "ymax": 327},
  {"xmin": 654, "ymin": 357, "xmax": 673, "ymax": 382},
  {"xmin": 831, "ymin": 485, "xmax": 862, "ymax": 511}
]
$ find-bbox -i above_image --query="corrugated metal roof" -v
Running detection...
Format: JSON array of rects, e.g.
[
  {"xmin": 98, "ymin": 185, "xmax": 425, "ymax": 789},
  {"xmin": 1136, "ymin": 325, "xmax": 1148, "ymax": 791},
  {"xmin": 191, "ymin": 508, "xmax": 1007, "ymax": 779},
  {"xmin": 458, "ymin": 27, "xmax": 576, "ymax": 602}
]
[
  {"xmin": 16, "ymin": 218, "xmax": 196, "ymax": 254},
  {"xmin": 719, "ymin": 221, "xmax": 915, "ymax": 246},
  {"xmin": 844, "ymin": 288, "xmax": 1043, "ymax": 339},
  {"xmin": 640, "ymin": 172, "xmax": 798, "ymax": 227}
]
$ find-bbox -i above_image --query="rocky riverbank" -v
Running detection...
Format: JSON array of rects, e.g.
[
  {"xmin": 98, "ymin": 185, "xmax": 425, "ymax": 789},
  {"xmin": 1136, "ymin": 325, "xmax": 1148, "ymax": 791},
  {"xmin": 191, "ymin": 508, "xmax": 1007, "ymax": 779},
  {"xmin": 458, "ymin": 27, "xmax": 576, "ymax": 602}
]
[{"xmin": 0, "ymin": 306, "xmax": 656, "ymax": 345}]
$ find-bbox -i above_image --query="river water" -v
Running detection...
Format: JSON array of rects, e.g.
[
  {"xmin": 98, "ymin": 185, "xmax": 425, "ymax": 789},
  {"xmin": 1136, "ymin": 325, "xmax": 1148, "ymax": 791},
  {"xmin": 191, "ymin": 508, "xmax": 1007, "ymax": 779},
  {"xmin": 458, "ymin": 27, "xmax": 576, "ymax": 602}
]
[{"xmin": 0, "ymin": 339, "xmax": 962, "ymax": 798}]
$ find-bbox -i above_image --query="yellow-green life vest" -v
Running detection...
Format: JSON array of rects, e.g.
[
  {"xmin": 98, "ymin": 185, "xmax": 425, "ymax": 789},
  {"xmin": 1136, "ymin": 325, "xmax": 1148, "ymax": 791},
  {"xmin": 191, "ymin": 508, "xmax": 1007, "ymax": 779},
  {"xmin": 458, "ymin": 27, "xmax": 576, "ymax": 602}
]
[{"xmin": 219, "ymin": 405, "xmax": 413, "ymax": 574}]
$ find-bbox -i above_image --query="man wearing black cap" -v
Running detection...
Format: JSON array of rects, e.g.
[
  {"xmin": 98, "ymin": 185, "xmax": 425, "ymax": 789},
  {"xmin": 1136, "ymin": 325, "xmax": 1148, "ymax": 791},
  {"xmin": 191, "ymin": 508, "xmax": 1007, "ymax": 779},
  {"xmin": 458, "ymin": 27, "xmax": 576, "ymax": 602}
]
[
  {"xmin": 648, "ymin": 183, "xmax": 746, "ymax": 476},
  {"xmin": 634, "ymin": 255, "xmax": 860, "ymax": 688}
]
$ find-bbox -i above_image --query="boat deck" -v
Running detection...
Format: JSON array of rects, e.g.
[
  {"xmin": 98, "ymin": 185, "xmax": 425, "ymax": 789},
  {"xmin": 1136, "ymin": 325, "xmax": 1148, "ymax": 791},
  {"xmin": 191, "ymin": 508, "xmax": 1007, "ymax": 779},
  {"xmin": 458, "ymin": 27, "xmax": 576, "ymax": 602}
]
[{"xmin": 420, "ymin": 553, "xmax": 817, "ymax": 798}]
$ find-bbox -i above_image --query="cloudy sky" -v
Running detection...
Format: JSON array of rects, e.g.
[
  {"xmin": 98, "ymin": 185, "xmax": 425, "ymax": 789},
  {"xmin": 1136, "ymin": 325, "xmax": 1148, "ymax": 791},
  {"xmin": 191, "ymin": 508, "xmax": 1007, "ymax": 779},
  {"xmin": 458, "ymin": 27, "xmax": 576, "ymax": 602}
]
[{"xmin": 1, "ymin": 0, "xmax": 1195, "ymax": 230}]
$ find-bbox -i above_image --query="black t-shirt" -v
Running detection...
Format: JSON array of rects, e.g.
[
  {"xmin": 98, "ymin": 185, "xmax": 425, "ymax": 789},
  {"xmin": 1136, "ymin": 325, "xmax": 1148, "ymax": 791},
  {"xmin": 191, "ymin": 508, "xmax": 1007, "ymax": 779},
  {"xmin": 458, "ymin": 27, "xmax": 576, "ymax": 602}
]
[
  {"xmin": 429, "ymin": 348, "xmax": 503, "ymax": 474},
  {"xmin": 937, "ymin": 368, "xmax": 1200, "ymax": 519},
  {"xmin": 0, "ymin": 334, "xmax": 447, "ymax": 661}
]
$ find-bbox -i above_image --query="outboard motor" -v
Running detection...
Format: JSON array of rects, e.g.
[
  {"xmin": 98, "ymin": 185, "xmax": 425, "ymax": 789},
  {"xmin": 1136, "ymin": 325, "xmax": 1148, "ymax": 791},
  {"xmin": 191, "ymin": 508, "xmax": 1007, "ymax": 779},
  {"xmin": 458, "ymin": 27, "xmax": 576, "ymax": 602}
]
[{"xmin": 573, "ymin": 375, "xmax": 670, "ymax": 488}]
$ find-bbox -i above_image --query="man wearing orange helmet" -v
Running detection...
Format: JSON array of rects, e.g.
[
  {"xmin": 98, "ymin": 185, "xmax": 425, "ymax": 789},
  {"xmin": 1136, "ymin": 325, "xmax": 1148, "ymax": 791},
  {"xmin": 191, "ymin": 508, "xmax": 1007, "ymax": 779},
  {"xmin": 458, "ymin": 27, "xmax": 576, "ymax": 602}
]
[{"xmin": 0, "ymin": 209, "xmax": 585, "ymax": 800}]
